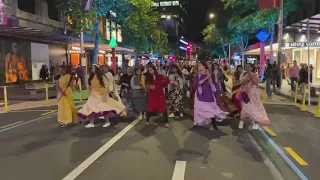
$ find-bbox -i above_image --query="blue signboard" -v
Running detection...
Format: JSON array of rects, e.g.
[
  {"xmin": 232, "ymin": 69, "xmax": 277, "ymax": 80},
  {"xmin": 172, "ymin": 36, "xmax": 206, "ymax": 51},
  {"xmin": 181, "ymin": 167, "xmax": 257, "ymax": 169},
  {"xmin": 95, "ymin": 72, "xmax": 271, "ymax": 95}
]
[{"xmin": 256, "ymin": 29, "xmax": 270, "ymax": 42}]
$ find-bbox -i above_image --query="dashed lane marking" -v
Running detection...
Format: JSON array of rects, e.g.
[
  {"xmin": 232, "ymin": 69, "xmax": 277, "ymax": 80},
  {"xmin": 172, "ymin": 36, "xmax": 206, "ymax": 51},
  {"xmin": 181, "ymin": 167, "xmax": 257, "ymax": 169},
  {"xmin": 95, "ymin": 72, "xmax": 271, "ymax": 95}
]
[
  {"xmin": 0, "ymin": 121, "xmax": 24, "ymax": 129},
  {"xmin": 62, "ymin": 118, "xmax": 141, "ymax": 180},
  {"xmin": 41, "ymin": 110, "xmax": 57, "ymax": 116},
  {"xmin": 263, "ymin": 126, "xmax": 277, "ymax": 137},
  {"xmin": 284, "ymin": 147, "xmax": 309, "ymax": 166},
  {"xmin": 172, "ymin": 161, "xmax": 187, "ymax": 180}
]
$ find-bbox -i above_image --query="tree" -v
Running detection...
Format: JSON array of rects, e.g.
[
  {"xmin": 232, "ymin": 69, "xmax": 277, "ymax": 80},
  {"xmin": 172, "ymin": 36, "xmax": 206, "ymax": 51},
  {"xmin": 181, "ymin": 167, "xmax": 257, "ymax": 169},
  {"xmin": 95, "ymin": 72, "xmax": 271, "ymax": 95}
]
[
  {"xmin": 123, "ymin": 0, "xmax": 169, "ymax": 55},
  {"xmin": 223, "ymin": 0, "xmax": 298, "ymax": 64},
  {"xmin": 202, "ymin": 21, "xmax": 234, "ymax": 63},
  {"xmin": 56, "ymin": 0, "xmax": 131, "ymax": 64}
]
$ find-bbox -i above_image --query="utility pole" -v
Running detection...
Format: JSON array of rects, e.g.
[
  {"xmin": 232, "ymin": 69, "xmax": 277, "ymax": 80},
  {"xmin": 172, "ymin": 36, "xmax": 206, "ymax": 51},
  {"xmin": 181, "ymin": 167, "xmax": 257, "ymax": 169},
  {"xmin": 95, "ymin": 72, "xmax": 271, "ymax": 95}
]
[{"xmin": 277, "ymin": 0, "xmax": 284, "ymax": 88}]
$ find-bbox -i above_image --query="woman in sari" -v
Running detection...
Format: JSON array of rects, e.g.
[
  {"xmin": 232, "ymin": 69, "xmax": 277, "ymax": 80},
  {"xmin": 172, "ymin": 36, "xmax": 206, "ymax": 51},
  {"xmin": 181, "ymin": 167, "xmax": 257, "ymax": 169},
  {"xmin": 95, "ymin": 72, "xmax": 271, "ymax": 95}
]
[
  {"xmin": 238, "ymin": 63, "xmax": 270, "ymax": 129},
  {"xmin": 145, "ymin": 65, "xmax": 174, "ymax": 128},
  {"xmin": 231, "ymin": 65, "xmax": 243, "ymax": 118},
  {"xmin": 130, "ymin": 67, "xmax": 147, "ymax": 120},
  {"xmin": 57, "ymin": 65, "xmax": 78, "ymax": 127},
  {"xmin": 168, "ymin": 64, "xmax": 184, "ymax": 118},
  {"xmin": 78, "ymin": 65, "xmax": 126, "ymax": 128},
  {"xmin": 193, "ymin": 61, "xmax": 229, "ymax": 130}
]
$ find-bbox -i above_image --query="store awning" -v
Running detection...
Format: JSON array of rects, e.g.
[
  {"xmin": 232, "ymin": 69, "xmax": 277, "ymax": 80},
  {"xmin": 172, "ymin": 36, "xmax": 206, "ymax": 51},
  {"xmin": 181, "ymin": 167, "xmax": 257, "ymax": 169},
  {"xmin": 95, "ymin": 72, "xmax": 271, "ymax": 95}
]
[
  {"xmin": 245, "ymin": 42, "xmax": 295, "ymax": 55},
  {"xmin": 0, "ymin": 25, "xmax": 134, "ymax": 53},
  {"xmin": 0, "ymin": 25, "xmax": 77, "ymax": 44},
  {"xmin": 69, "ymin": 42, "xmax": 134, "ymax": 54},
  {"xmin": 285, "ymin": 14, "xmax": 320, "ymax": 33}
]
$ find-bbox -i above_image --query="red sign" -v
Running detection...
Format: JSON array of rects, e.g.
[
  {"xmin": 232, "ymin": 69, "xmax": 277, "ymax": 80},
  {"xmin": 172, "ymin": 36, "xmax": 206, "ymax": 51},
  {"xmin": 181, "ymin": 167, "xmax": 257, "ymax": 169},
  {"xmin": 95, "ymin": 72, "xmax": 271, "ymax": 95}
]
[{"xmin": 258, "ymin": 0, "xmax": 279, "ymax": 9}]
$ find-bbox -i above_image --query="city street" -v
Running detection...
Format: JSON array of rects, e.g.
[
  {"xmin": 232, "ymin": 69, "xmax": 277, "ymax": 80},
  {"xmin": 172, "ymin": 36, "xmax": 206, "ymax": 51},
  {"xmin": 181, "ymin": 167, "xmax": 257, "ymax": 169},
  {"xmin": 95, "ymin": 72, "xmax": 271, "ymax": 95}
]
[{"xmin": 0, "ymin": 102, "xmax": 301, "ymax": 180}]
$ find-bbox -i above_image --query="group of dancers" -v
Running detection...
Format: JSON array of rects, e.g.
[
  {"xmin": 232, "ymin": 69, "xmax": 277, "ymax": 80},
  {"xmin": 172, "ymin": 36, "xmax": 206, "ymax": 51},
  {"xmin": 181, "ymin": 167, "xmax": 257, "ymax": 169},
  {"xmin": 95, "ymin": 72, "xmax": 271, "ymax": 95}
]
[{"xmin": 55, "ymin": 60, "xmax": 270, "ymax": 130}]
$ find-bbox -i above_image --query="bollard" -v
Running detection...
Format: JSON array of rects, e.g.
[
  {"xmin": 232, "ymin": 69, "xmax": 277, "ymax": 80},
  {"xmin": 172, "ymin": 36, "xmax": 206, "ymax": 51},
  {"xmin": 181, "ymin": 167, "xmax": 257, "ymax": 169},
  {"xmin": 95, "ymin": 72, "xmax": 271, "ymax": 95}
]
[
  {"xmin": 263, "ymin": 82, "xmax": 267, "ymax": 101},
  {"xmin": 300, "ymin": 84, "xmax": 307, "ymax": 111},
  {"xmin": 315, "ymin": 94, "xmax": 320, "ymax": 117},
  {"xmin": 45, "ymin": 83, "xmax": 49, "ymax": 106},
  {"xmin": 294, "ymin": 83, "xmax": 298, "ymax": 106},
  {"xmin": 79, "ymin": 82, "xmax": 83, "ymax": 102},
  {"xmin": 3, "ymin": 86, "xmax": 9, "ymax": 112}
]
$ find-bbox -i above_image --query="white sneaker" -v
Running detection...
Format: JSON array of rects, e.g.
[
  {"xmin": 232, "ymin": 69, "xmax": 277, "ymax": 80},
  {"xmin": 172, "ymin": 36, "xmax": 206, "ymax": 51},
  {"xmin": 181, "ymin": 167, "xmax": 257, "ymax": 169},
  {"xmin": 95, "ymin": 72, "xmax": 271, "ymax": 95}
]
[
  {"xmin": 169, "ymin": 113, "xmax": 175, "ymax": 118},
  {"xmin": 180, "ymin": 113, "xmax": 184, "ymax": 117},
  {"xmin": 138, "ymin": 114, "xmax": 143, "ymax": 120},
  {"xmin": 252, "ymin": 122, "xmax": 259, "ymax": 129},
  {"xmin": 238, "ymin": 121, "xmax": 244, "ymax": 129},
  {"xmin": 99, "ymin": 116, "xmax": 105, "ymax": 119},
  {"xmin": 85, "ymin": 123, "xmax": 95, "ymax": 128},
  {"xmin": 216, "ymin": 117, "xmax": 223, "ymax": 122},
  {"xmin": 102, "ymin": 121, "xmax": 111, "ymax": 128},
  {"xmin": 165, "ymin": 123, "xmax": 170, "ymax": 128}
]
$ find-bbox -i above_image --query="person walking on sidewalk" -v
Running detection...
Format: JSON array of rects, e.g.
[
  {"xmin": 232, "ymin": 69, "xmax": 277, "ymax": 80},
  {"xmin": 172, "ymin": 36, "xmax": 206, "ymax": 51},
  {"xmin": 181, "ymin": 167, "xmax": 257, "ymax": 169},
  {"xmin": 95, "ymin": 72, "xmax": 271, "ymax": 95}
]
[
  {"xmin": 193, "ymin": 61, "xmax": 229, "ymax": 130},
  {"xmin": 57, "ymin": 65, "xmax": 78, "ymax": 127},
  {"xmin": 264, "ymin": 63, "xmax": 273, "ymax": 99},
  {"xmin": 289, "ymin": 60, "xmax": 300, "ymax": 91},
  {"xmin": 238, "ymin": 63, "xmax": 270, "ymax": 129},
  {"xmin": 145, "ymin": 65, "xmax": 174, "ymax": 128},
  {"xmin": 130, "ymin": 67, "xmax": 147, "ymax": 120},
  {"xmin": 78, "ymin": 65, "xmax": 126, "ymax": 128},
  {"xmin": 168, "ymin": 64, "xmax": 184, "ymax": 118}
]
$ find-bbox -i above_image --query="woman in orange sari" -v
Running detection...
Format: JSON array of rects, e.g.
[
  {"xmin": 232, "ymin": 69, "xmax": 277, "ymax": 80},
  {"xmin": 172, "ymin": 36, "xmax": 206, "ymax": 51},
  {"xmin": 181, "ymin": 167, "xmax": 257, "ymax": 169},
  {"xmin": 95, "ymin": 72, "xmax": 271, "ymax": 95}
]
[
  {"xmin": 5, "ymin": 41, "xmax": 28, "ymax": 83},
  {"xmin": 57, "ymin": 65, "xmax": 79, "ymax": 127}
]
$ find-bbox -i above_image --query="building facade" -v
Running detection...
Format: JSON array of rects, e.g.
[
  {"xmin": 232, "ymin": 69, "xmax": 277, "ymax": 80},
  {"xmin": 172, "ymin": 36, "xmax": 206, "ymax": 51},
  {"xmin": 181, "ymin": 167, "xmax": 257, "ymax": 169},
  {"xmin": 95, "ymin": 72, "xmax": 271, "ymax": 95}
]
[
  {"xmin": 152, "ymin": 0, "xmax": 188, "ymax": 55},
  {"xmin": 0, "ymin": 0, "xmax": 132, "ymax": 84}
]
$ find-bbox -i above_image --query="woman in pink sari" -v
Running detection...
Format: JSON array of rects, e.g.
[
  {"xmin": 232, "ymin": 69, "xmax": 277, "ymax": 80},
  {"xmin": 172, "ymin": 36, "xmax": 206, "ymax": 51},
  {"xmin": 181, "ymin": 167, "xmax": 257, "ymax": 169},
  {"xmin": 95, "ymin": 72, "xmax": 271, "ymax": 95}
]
[{"xmin": 238, "ymin": 63, "xmax": 270, "ymax": 129}]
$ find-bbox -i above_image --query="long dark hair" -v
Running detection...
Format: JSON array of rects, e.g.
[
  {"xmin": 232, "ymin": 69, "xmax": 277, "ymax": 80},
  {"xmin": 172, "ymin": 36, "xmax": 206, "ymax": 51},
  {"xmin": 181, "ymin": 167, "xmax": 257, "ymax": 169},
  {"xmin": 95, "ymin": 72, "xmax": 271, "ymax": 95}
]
[
  {"xmin": 145, "ymin": 65, "xmax": 158, "ymax": 83},
  {"xmin": 88, "ymin": 65, "xmax": 105, "ymax": 88},
  {"xmin": 104, "ymin": 65, "xmax": 115, "ymax": 76},
  {"xmin": 199, "ymin": 61, "xmax": 209, "ymax": 71},
  {"xmin": 234, "ymin": 65, "xmax": 243, "ymax": 81},
  {"xmin": 170, "ymin": 64, "xmax": 183, "ymax": 77}
]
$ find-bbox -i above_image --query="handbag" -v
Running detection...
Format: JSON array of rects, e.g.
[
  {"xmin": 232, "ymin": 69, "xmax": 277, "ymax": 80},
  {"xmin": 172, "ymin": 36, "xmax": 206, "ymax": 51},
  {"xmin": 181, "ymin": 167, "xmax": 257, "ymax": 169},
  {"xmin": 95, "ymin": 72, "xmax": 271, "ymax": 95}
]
[{"xmin": 236, "ymin": 89, "xmax": 250, "ymax": 104}]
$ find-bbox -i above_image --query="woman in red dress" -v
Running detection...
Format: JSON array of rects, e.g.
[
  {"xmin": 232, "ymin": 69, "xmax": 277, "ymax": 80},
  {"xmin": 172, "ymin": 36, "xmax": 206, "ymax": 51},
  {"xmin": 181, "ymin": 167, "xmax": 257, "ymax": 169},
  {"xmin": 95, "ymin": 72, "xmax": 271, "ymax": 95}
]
[{"xmin": 145, "ymin": 65, "xmax": 174, "ymax": 128}]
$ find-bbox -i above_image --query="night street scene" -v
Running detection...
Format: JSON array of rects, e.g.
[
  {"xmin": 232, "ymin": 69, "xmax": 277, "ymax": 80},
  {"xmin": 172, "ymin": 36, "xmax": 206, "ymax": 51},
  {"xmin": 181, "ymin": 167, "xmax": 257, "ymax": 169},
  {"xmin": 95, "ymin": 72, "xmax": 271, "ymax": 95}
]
[{"xmin": 0, "ymin": 0, "xmax": 320, "ymax": 180}]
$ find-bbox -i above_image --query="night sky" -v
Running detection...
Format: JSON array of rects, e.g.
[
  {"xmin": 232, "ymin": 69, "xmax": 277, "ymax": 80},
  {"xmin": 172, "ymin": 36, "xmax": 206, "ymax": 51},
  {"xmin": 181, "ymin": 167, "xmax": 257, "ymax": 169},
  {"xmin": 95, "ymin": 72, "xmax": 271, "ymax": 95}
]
[{"xmin": 186, "ymin": 0, "xmax": 224, "ymax": 43}]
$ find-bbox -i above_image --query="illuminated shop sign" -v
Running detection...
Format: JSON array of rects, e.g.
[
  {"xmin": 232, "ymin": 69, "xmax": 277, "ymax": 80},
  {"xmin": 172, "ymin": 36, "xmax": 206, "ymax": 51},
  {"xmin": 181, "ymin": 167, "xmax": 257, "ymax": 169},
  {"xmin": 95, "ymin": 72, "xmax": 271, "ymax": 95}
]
[{"xmin": 289, "ymin": 42, "xmax": 320, "ymax": 47}]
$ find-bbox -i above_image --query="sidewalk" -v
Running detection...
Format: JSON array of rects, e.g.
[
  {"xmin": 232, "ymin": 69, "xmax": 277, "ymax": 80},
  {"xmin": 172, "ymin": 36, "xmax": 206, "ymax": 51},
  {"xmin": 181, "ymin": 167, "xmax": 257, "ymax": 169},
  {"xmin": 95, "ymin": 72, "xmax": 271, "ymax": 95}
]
[{"xmin": 0, "ymin": 99, "xmax": 84, "ymax": 112}]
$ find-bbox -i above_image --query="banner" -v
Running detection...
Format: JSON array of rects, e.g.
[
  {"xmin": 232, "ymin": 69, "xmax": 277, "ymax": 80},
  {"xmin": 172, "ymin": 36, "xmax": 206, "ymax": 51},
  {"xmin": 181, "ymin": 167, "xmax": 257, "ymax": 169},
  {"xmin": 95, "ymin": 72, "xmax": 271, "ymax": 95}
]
[
  {"xmin": 31, "ymin": 43, "xmax": 49, "ymax": 80},
  {"xmin": 4, "ymin": 39, "xmax": 31, "ymax": 83}
]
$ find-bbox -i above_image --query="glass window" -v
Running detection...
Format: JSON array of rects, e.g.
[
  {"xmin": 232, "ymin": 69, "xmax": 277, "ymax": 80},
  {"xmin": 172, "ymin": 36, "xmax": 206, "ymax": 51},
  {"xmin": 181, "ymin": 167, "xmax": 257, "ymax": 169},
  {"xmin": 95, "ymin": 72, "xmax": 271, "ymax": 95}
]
[
  {"xmin": 111, "ymin": 22, "xmax": 116, "ymax": 40},
  {"xmin": 117, "ymin": 25, "xmax": 122, "ymax": 42},
  {"xmin": 172, "ymin": 1, "xmax": 179, "ymax": 6},
  {"xmin": 161, "ymin": 15, "xmax": 167, "ymax": 18},
  {"xmin": 18, "ymin": 0, "xmax": 36, "ymax": 14},
  {"xmin": 160, "ymin": 1, "xmax": 172, "ymax": 6},
  {"xmin": 105, "ymin": 19, "xmax": 110, "ymax": 40},
  {"xmin": 152, "ymin": 2, "xmax": 159, "ymax": 7}
]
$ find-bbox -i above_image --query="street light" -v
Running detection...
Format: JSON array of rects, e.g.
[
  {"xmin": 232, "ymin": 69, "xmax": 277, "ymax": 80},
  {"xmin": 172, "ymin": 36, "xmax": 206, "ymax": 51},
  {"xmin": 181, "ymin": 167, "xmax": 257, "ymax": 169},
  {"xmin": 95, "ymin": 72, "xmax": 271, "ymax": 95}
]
[
  {"xmin": 209, "ymin": 13, "xmax": 215, "ymax": 19},
  {"xmin": 166, "ymin": 15, "xmax": 171, "ymax": 19},
  {"xmin": 181, "ymin": 36, "xmax": 184, "ymax": 39}
]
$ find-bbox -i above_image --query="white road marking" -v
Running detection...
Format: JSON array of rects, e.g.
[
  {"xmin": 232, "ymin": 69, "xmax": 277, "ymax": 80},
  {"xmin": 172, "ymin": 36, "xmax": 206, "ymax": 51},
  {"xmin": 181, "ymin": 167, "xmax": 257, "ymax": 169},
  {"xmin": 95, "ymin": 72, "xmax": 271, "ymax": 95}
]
[
  {"xmin": 62, "ymin": 118, "xmax": 141, "ymax": 180},
  {"xmin": 172, "ymin": 161, "xmax": 187, "ymax": 180}
]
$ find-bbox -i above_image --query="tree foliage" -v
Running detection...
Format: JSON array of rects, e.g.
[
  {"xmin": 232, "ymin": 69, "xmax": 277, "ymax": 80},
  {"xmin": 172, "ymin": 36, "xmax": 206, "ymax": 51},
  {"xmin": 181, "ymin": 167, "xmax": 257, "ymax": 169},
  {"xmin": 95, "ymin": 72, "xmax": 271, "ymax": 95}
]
[{"xmin": 123, "ymin": 0, "xmax": 169, "ymax": 55}]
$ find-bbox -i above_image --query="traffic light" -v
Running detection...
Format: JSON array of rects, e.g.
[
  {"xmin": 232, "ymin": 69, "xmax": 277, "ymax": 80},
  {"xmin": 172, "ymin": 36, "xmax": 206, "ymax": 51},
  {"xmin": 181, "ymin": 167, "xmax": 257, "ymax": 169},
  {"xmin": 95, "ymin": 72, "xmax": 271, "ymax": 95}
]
[{"xmin": 168, "ymin": 56, "xmax": 174, "ymax": 61}]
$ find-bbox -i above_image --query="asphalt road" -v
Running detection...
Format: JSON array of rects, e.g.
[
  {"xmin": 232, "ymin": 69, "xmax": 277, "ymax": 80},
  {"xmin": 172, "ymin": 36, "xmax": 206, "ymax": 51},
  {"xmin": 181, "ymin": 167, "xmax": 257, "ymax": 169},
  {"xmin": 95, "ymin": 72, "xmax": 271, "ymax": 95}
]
[
  {"xmin": 261, "ymin": 104, "xmax": 320, "ymax": 180},
  {"xmin": 0, "ymin": 103, "xmax": 303, "ymax": 180}
]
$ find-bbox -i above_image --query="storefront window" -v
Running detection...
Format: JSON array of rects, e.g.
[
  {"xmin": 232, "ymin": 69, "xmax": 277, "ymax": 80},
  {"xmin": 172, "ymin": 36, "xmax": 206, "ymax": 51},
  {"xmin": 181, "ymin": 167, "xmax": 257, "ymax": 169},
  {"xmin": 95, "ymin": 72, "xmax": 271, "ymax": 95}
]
[
  {"xmin": 293, "ymin": 50, "xmax": 301, "ymax": 65},
  {"xmin": 105, "ymin": 19, "xmax": 110, "ymax": 40},
  {"xmin": 302, "ymin": 49, "xmax": 315, "ymax": 66},
  {"xmin": 117, "ymin": 25, "xmax": 122, "ymax": 42},
  {"xmin": 160, "ymin": 1, "xmax": 172, "ymax": 6},
  {"xmin": 111, "ymin": 22, "xmax": 116, "ymax": 39}
]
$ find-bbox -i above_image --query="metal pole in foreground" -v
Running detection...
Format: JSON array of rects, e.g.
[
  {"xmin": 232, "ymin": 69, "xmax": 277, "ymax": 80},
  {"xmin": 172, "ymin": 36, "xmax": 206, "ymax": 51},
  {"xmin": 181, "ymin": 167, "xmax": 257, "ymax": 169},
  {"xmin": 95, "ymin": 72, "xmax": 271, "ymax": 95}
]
[
  {"xmin": 307, "ymin": 20, "xmax": 311, "ymax": 105},
  {"xmin": 277, "ymin": 0, "xmax": 284, "ymax": 88}
]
